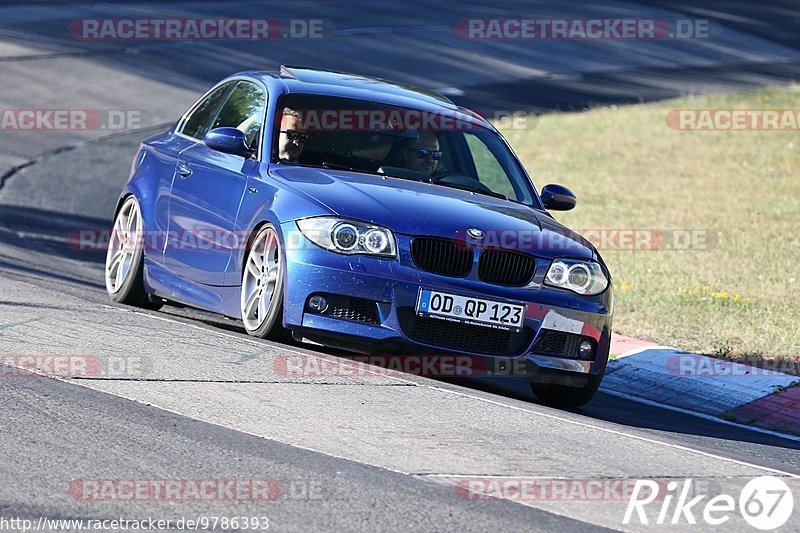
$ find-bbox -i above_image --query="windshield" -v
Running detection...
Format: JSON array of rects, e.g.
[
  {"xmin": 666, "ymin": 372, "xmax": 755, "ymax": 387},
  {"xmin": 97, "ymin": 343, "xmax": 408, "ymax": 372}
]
[{"xmin": 272, "ymin": 94, "xmax": 536, "ymax": 205}]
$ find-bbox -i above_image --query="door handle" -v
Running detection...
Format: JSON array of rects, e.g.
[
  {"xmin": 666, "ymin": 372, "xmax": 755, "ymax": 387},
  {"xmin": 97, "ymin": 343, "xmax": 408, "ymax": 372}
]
[{"xmin": 177, "ymin": 163, "xmax": 192, "ymax": 178}]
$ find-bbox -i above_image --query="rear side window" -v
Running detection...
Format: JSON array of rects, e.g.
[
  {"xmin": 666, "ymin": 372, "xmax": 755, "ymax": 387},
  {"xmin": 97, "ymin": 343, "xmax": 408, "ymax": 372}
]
[
  {"xmin": 209, "ymin": 81, "xmax": 267, "ymax": 152},
  {"xmin": 180, "ymin": 83, "xmax": 232, "ymax": 140}
]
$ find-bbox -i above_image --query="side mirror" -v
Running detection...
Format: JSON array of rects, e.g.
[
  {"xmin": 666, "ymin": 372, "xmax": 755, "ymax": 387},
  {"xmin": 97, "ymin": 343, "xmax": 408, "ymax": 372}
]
[
  {"xmin": 540, "ymin": 184, "xmax": 577, "ymax": 211},
  {"xmin": 203, "ymin": 127, "xmax": 253, "ymax": 157}
]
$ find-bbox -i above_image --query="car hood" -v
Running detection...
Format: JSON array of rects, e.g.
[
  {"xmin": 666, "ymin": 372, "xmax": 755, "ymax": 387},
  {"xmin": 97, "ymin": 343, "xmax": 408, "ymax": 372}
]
[{"xmin": 271, "ymin": 166, "xmax": 595, "ymax": 259}]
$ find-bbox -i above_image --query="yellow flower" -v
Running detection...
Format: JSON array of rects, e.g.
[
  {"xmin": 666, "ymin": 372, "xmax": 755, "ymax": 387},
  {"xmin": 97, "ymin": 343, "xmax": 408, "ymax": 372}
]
[{"xmin": 614, "ymin": 280, "xmax": 633, "ymax": 292}]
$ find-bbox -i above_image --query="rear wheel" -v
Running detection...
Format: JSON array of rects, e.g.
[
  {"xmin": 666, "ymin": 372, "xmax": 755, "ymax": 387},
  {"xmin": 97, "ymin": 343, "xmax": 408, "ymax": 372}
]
[
  {"xmin": 241, "ymin": 224, "xmax": 288, "ymax": 340},
  {"xmin": 530, "ymin": 373, "xmax": 603, "ymax": 408},
  {"xmin": 105, "ymin": 196, "xmax": 161, "ymax": 310}
]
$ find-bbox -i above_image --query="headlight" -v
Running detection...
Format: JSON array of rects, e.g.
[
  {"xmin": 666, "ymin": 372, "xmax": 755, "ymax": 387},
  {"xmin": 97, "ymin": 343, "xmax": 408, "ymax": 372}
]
[
  {"xmin": 545, "ymin": 259, "xmax": 608, "ymax": 295},
  {"xmin": 296, "ymin": 217, "xmax": 396, "ymax": 257}
]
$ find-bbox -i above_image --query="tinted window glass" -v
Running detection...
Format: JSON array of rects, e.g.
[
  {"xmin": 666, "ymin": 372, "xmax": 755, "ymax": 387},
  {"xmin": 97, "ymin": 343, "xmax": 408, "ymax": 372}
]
[
  {"xmin": 465, "ymin": 133, "xmax": 519, "ymax": 201},
  {"xmin": 210, "ymin": 81, "xmax": 266, "ymax": 151},
  {"xmin": 181, "ymin": 83, "xmax": 231, "ymax": 140},
  {"xmin": 272, "ymin": 94, "xmax": 536, "ymax": 205}
]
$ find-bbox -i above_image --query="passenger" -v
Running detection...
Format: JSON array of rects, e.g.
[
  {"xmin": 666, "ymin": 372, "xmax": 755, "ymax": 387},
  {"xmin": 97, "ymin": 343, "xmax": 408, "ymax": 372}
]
[
  {"xmin": 277, "ymin": 108, "xmax": 309, "ymax": 163},
  {"xmin": 399, "ymin": 131, "xmax": 441, "ymax": 174}
]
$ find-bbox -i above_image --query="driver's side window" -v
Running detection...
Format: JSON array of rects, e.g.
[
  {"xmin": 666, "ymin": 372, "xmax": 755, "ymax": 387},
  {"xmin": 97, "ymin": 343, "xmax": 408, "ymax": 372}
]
[{"xmin": 209, "ymin": 81, "xmax": 266, "ymax": 153}]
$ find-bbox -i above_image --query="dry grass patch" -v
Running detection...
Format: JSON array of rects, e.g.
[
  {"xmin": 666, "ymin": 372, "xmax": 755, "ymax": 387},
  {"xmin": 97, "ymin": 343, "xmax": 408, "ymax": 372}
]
[{"xmin": 500, "ymin": 86, "xmax": 800, "ymax": 358}]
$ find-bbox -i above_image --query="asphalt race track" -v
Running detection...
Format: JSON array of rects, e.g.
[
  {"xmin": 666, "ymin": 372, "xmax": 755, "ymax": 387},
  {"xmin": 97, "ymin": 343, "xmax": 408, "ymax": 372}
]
[{"xmin": 1, "ymin": 1, "xmax": 799, "ymax": 531}]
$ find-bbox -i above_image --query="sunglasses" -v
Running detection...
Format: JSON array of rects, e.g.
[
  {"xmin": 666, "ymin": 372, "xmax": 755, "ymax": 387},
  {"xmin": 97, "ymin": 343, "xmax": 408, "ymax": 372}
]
[
  {"xmin": 410, "ymin": 149, "xmax": 442, "ymax": 161},
  {"xmin": 280, "ymin": 130, "xmax": 310, "ymax": 143}
]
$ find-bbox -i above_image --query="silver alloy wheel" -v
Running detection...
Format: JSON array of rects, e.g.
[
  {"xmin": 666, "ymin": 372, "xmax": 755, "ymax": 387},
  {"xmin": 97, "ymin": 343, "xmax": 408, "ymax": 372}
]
[
  {"xmin": 105, "ymin": 197, "xmax": 142, "ymax": 294},
  {"xmin": 241, "ymin": 226, "xmax": 281, "ymax": 331}
]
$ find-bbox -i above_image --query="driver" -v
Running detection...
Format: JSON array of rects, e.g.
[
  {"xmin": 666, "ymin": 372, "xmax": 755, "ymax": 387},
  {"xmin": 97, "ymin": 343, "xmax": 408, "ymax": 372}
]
[
  {"xmin": 277, "ymin": 108, "xmax": 309, "ymax": 163},
  {"xmin": 400, "ymin": 131, "xmax": 441, "ymax": 174}
]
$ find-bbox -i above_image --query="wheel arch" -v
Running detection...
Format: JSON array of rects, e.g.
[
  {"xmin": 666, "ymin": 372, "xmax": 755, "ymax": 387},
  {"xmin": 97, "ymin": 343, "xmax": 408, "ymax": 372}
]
[
  {"xmin": 239, "ymin": 220, "xmax": 291, "ymax": 337},
  {"xmin": 241, "ymin": 219, "xmax": 277, "ymax": 274}
]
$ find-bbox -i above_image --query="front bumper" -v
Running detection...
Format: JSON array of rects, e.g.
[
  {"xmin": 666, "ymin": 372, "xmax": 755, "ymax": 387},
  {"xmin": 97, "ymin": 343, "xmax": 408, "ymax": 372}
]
[{"xmin": 281, "ymin": 223, "xmax": 613, "ymax": 382}]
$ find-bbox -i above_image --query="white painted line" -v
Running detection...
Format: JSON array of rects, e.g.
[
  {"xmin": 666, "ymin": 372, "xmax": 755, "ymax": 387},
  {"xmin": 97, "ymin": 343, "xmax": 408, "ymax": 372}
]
[
  {"xmin": 68, "ymin": 383, "xmax": 415, "ymax": 477},
  {"xmin": 422, "ymin": 386, "xmax": 799, "ymax": 478},
  {"xmin": 137, "ymin": 311, "xmax": 420, "ymax": 386},
  {"xmin": 133, "ymin": 309, "xmax": 799, "ymax": 478},
  {"xmin": 5, "ymin": 292, "xmax": 798, "ymax": 532}
]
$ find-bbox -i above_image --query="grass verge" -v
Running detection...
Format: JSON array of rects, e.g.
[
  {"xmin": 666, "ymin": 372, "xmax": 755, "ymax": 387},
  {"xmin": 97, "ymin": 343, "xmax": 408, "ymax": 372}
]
[{"xmin": 500, "ymin": 85, "xmax": 800, "ymax": 359}]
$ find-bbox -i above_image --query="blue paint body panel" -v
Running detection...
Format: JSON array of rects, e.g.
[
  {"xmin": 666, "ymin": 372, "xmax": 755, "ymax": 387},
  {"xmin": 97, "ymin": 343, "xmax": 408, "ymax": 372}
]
[{"xmin": 115, "ymin": 69, "xmax": 613, "ymax": 381}]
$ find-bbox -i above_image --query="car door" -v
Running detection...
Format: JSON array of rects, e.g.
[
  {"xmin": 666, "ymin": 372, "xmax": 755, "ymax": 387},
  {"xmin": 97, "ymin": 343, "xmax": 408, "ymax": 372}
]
[
  {"xmin": 149, "ymin": 81, "xmax": 233, "ymax": 267},
  {"xmin": 164, "ymin": 80, "xmax": 267, "ymax": 286}
]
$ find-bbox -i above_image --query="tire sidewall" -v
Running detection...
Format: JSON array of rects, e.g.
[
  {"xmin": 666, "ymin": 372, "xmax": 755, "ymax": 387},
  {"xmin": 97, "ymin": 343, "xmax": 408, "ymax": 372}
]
[
  {"xmin": 242, "ymin": 224, "xmax": 286, "ymax": 338},
  {"xmin": 530, "ymin": 370, "xmax": 604, "ymax": 408},
  {"xmin": 107, "ymin": 197, "xmax": 147, "ymax": 304}
]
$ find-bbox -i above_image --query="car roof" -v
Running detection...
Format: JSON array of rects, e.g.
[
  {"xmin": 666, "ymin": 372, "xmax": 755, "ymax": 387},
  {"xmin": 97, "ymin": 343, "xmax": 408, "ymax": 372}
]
[
  {"xmin": 278, "ymin": 65, "xmax": 456, "ymax": 107},
  {"xmin": 231, "ymin": 66, "xmax": 491, "ymax": 128}
]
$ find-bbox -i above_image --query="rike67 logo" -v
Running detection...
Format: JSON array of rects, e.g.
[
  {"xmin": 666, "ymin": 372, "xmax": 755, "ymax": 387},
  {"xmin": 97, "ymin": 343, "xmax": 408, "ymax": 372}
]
[{"xmin": 624, "ymin": 476, "xmax": 793, "ymax": 529}]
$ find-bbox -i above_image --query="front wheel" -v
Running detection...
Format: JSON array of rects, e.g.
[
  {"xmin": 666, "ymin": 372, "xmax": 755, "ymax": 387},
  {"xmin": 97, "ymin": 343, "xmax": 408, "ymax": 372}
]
[
  {"xmin": 105, "ymin": 196, "xmax": 161, "ymax": 310},
  {"xmin": 530, "ymin": 373, "xmax": 603, "ymax": 408},
  {"xmin": 241, "ymin": 224, "xmax": 288, "ymax": 340}
]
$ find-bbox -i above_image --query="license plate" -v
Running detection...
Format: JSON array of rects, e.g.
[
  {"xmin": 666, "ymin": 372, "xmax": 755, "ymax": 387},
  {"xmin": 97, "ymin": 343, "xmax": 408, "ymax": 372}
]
[{"xmin": 415, "ymin": 289, "xmax": 525, "ymax": 332}]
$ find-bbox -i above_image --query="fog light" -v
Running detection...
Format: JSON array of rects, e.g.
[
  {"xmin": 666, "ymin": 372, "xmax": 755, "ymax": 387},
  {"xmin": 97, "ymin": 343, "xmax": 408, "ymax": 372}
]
[
  {"xmin": 578, "ymin": 339, "xmax": 594, "ymax": 359},
  {"xmin": 308, "ymin": 295, "xmax": 328, "ymax": 313}
]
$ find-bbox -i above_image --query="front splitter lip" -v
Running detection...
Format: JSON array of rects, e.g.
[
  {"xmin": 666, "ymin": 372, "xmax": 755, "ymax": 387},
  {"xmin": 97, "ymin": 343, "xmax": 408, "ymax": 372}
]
[
  {"xmin": 525, "ymin": 353, "xmax": 593, "ymax": 374},
  {"xmin": 295, "ymin": 316, "xmax": 598, "ymax": 376}
]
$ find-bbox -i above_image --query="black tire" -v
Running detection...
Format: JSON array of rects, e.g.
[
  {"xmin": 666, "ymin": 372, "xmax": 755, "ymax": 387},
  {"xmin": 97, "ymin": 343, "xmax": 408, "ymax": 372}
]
[
  {"xmin": 105, "ymin": 196, "xmax": 162, "ymax": 310},
  {"xmin": 241, "ymin": 224, "xmax": 290, "ymax": 341},
  {"xmin": 530, "ymin": 373, "xmax": 603, "ymax": 408}
]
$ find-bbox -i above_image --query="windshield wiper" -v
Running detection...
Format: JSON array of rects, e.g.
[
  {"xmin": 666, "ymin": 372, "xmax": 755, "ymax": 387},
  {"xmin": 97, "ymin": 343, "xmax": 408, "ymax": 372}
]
[
  {"xmin": 322, "ymin": 161, "xmax": 358, "ymax": 172},
  {"xmin": 434, "ymin": 182, "xmax": 511, "ymax": 202},
  {"xmin": 321, "ymin": 161, "xmax": 383, "ymax": 177}
]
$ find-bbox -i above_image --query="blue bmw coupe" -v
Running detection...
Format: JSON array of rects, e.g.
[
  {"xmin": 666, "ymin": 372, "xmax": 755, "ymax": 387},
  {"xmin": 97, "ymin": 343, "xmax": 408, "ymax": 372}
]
[{"xmin": 106, "ymin": 66, "xmax": 613, "ymax": 407}]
